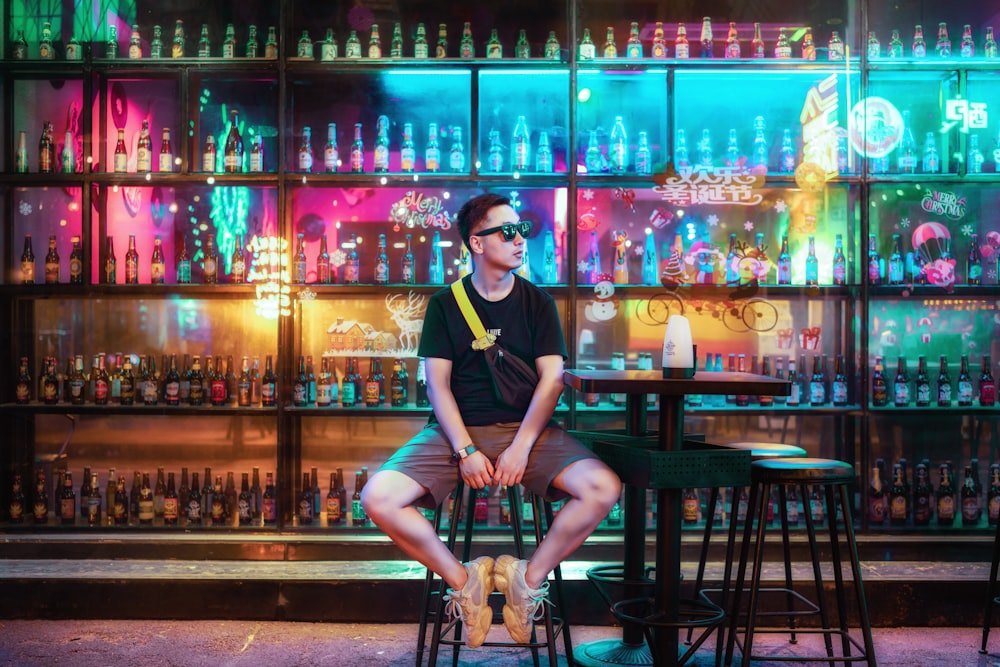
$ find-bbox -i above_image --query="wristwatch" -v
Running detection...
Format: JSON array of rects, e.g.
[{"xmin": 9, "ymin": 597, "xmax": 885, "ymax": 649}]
[{"xmin": 450, "ymin": 444, "xmax": 477, "ymax": 464}]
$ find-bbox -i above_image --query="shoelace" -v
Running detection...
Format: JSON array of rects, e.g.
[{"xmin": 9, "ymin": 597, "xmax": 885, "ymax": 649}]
[
  {"xmin": 442, "ymin": 589, "xmax": 468, "ymax": 622},
  {"xmin": 521, "ymin": 581, "xmax": 552, "ymax": 621}
]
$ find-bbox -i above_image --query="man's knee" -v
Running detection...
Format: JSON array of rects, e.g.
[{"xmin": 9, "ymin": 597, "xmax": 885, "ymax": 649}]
[{"xmin": 593, "ymin": 467, "xmax": 623, "ymax": 509}]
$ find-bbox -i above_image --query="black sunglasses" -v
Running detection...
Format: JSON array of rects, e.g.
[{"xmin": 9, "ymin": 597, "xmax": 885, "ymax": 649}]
[{"xmin": 472, "ymin": 220, "xmax": 533, "ymax": 241}]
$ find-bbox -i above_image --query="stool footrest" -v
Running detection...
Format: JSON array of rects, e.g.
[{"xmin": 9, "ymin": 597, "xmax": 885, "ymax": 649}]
[
  {"xmin": 611, "ymin": 596, "xmax": 725, "ymax": 630},
  {"xmin": 699, "ymin": 586, "xmax": 821, "ymax": 619},
  {"xmin": 737, "ymin": 628, "xmax": 873, "ymax": 663},
  {"xmin": 436, "ymin": 616, "xmax": 567, "ymax": 650}
]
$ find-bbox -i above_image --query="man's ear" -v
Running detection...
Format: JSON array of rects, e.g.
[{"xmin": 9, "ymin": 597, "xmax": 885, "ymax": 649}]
[{"xmin": 468, "ymin": 236, "xmax": 485, "ymax": 256}]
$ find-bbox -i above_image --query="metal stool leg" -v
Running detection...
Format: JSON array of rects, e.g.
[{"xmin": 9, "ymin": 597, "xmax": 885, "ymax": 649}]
[
  {"xmin": 837, "ymin": 484, "xmax": 877, "ymax": 667},
  {"xmin": 541, "ymin": 497, "xmax": 575, "ymax": 667},
  {"xmin": 741, "ymin": 481, "xmax": 772, "ymax": 667},
  {"xmin": 777, "ymin": 484, "xmax": 798, "ymax": 644},
  {"xmin": 981, "ymin": 509, "xmax": 1000, "ymax": 653},
  {"xmin": 428, "ymin": 483, "xmax": 467, "ymax": 667},
  {"xmin": 724, "ymin": 480, "xmax": 760, "ymax": 667},
  {"xmin": 416, "ymin": 501, "xmax": 446, "ymax": 667},
  {"xmin": 687, "ymin": 485, "xmax": 721, "ymax": 645},
  {"xmin": 802, "ymin": 483, "xmax": 835, "ymax": 664}
]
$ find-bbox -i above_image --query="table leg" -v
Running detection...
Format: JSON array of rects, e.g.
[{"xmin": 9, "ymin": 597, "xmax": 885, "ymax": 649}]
[
  {"xmin": 575, "ymin": 395, "xmax": 654, "ymax": 667},
  {"xmin": 655, "ymin": 395, "xmax": 684, "ymax": 666}
]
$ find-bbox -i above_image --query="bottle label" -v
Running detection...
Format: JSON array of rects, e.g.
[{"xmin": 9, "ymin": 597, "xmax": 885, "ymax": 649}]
[
  {"xmin": 962, "ymin": 497, "xmax": 979, "ymax": 522},
  {"xmin": 400, "ymin": 148, "xmax": 415, "ymax": 171},
  {"xmin": 917, "ymin": 383, "xmax": 930, "ymax": 405},
  {"xmin": 202, "ymin": 151, "xmax": 215, "ymax": 172},
  {"xmin": 223, "ymin": 153, "xmax": 240, "ymax": 171},
  {"xmin": 869, "ymin": 496, "xmax": 885, "ymax": 523},
  {"xmin": 114, "ymin": 153, "xmax": 127, "ymax": 172},
  {"xmin": 299, "ymin": 151, "xmax": 313, "ymax": 172},
  {"xmin": 166, "ymin": 381, "xmax": 180, "ymax": 400},
  {"xmin": 375, "ymin": 262, "xmax": 388, "ymax": 284},
  {"xmin": 810, "ymin": 381, "xmax": 825, "ymax": 405},
  {"xmin": 675, "ymin": 44, "xmax": 689, "ymax": 58},
  {"xmin": 938, "ymin": 495, "xmax": 954, "ymax": 520},
  {"xmin": 894, "ymin": 382, "xmax": 910, "ymax": 406},
  {"xmin": 45, "ymin": 261, "xmax": 59, "ymax": 283},
  {"xmin": 682, "ymin": 496, "xmax": 698, "ymax": 522},
  {"xmin": 151, "ymin": 261, "xmax": 165, "ymax": 283},
  {"xmin": 350, "ymin": 148, "xmax": 363, "ymax": 172},
  {"xmin": 327, "ymin": 496, "xmax": 341, "ymax": 521},
  {"xmin": 810, "ymin": 498, "xmax": 824, "ymax": 523},
  {"xmin": 833, "ymin": 381, "xmax": 847, "ymax": 404},
  {"xmin": 317, "ymin": 383, "xmax": 332, "ymax": 406},
  {"xmin": 341, "ymin": 381, "xmax": 355, "ymax": 406},
  {"xmin": 137, "ymin": 147, "xmax": 151, "ymax": 172},
  {"xmin": 364, "ymin": 381, "xmax": 379, "ymax": 405},
  {"xmin": 321, "ymin": 43, "xmax": 336, "ymax": 61},
  {"xmin": 262, "ymin": 498, "xmax": 276, "ymax": 521},
  {"xmin": 164, "ymin": 497, "xmax": 178, "ymax": 520},
  {"xmin": 959, "ymin": 380, "xmax": 973, "ymax": 403},
  {"xmin": 425, "ymin": 148, "xmax": 440, "ymax": 172},
  {"xmin": 890, "ymin": 496, "xmax": 907, "ymax": 519},
  {"xmin": 293, "ymin": 384, "xmax": 307, "ymax": 404},
  {"xmin": 95, "ymin": 379, "xmax": 108, "ymax": 401},
  {"xmin": 344, "ymin": 260, "xmax": 359, "ymax": 284},
  {"xmin": 177, "ymin": 260, "xmax": 191, "ymax": 283},
  {"xmin": 374, "ymin": 145, "xmax": 389, "ymax": 170},
  {"xmin": 250, "ymin": 153, "xmax": 263, "ymax": 172},
  {"xmin": 938, "ymin": 384, "xmax": 951, "ymax": 405},
  {"xmin": 788, "ymin": 384, "xmax": 800, "ymax": 405},
  {"xmin": 262, "ymin": 382, "xmax": 276, "ymax": 401},
  {"xmin": 981, "ymin": 381, "xmax": 996, "ymax": 405},
  {"xmin": 70, "ymin": 258, "xmax": 82, "ymax": 279},
  {"xmin": 990, "ymin": 496, "xmax": 1000, "ymax": 522}
]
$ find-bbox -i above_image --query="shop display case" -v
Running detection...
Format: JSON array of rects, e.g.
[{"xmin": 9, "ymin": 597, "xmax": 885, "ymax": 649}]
[{"xmin": 2, "ymin": 0, "xmax": 998, "ymax": 547}]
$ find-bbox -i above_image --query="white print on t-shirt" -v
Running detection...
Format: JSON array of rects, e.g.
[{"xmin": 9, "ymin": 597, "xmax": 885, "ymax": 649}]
[{"xmin": 488, "ymin": 328, "xmax": 501, "ymax": 339}]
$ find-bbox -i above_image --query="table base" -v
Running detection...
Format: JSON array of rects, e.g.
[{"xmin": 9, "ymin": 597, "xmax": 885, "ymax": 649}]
[{"xmin": 573, "ymin": 638, "xmax": 654, "ymax": 667}]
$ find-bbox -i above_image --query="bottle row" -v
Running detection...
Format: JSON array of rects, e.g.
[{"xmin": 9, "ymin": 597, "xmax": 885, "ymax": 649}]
[
  {"xmin": 868, "ymin": 232, "xmax": 996, "ymax": 287},
  {"xmin": 680, "ymin": 483, "xmax": 840, "ymax": 529},
  {"xmin": 866, "ymin": 24, "xmax": 998, "ymax": 60},
  {"xmin": 867, "ymin": 110, "xmax": 995, "ymax": 176},
  {"xmin": 871, "ymin": 354, "xmax": 996, "ymax": 408},
  {"xmin": 867, "ymin": 458, "xmax": 998, "ymax": 528},
  {"xmin": 6, "ymin": 464, "xmax": 369, "ymax": 529},
  {"xmin": 14, "ymin": 352, "xmax": 433, "ymax": 410}
]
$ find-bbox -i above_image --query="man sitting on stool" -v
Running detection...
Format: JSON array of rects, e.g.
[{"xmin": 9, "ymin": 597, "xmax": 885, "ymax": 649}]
[{"xmin": 362, "ymin": 192, "xmax": 621, "ymax": 648}]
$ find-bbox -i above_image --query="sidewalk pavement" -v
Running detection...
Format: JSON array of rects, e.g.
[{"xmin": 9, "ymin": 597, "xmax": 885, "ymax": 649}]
[{"xmin": 0, "ymin": 620, "xmax": 998, "ymax": 666}]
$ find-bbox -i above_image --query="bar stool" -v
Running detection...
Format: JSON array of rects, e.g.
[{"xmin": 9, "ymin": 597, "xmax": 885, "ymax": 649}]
[
  {"xmin": 415, "ymin": 481, "xmax": 573, "ymax": 667},
  {"xmin": 686, "ymin": 442, "xmax": 807, "ymax": 657},
  {"xmin": 724, "ymin": 457, "xmax": 876, "ymax": 666},
  {"xmin": 979, "ymin": 500, "xmax": 1000, "ymax": 654}
]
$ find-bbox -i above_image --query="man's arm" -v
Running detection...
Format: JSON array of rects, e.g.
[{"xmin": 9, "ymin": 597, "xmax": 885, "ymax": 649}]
[
  {"xmin": 425, "ymin": 356, "xmax": 494, "ymax": 488},
  {"xmin": 491, "ymin": 353, "xmax": 564, "ymax": 487}
]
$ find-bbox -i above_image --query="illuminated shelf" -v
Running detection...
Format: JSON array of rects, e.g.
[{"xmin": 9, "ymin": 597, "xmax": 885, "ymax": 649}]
[
  {"xmin": 868, "ymin": 404, "xmax": 1000, "ymax": 414},
  {"xmin": 285, "ymin": 57, "xmax": 569, "ymax": 72},
  {"xmin": 0, "ymin": 403, "xmax": 278, "ymax": 416},
  {"xmin": 0, "ymin": 284, "xmax": 259, "ymax": 298},
  {"xmin": 869, "ymin": 285, "xmax": 1000, "ymax": 298},
  {"xmin": 579, "ymin": 57, "xmax": 861, "ymax": 71},
  {"xmin": 283, "ymin": 173, "xmax": 570, "ymax": 186},
  {"xmin": 572, "ymin": 284, "xmax": 854, "ymax": 298}
]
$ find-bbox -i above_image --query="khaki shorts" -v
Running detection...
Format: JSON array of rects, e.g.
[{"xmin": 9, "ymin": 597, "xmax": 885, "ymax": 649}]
[{"xmin": 378, "ymin": 422, "xmax": 600, "ymax": 509}]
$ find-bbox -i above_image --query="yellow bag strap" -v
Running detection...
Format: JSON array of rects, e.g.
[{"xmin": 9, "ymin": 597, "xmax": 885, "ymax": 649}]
[{"xmin": 450, "ymin": 279, "xmax": 496, "ymax": 351}]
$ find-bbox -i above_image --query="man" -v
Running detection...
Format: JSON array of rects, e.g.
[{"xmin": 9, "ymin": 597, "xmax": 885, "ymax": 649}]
[{"xmin": 362, "ymin": 193, "xmax": 621, "ymax": 648}]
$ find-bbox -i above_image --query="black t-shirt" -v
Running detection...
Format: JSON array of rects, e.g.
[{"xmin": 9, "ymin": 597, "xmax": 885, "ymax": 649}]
[{"xmin": 418, "ymin": 274, "xmax": 567, "ymax": 426}]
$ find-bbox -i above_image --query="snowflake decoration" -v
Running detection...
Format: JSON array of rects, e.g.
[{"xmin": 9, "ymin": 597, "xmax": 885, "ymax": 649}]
[
  {"xmin": 900, "ymin": 217, "xmax": 911, "ymax": 229},
  {"xmin": 577, "ymin": 260, "xmax": 591, "ymax": 274},
  {"xmin": 18, "ymin": 201, "xmax": 32, "ymax": 216},
  {"xmin": 706, "ymin": 214, "xmax": 720, "ymax": 227},
  {"xmin": 633, "ymin": 244, "xmax": 645, "ymax": 257},
  {"xmin": 331, "ymin": 249, "xmax": 347, "ymax": 267},
  {"xmin": 581, "ymin": 188, "xmax": 595, "ymax": 201},
  {"xmin": 773, "ymin": 199, "xmax": 787, "ymax": 213},
  {"xmin": 299, "ymin": 287, "xmax": 316, "ymax": 301},
  {"xmin": 961, "ymin": 224, "xmax": 974, "ymax": 237},
  {"xmin": 744, "ymin": 220, "xmax": 755, "ymax": 231},
  {"xmin": 989, "ymin": 268, "xmax": 998, "ymax": 282}
]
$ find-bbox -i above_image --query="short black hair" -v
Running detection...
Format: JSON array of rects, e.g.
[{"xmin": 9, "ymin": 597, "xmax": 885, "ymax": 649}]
[{"xmin": 457, "ymin": 193, "xmax": 511, "ymax": 250}]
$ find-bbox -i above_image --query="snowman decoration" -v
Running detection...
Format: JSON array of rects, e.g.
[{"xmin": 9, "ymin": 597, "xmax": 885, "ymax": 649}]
[{"xmin": 585, "ymin": 274, "xmax": 619, "ymax": 323}]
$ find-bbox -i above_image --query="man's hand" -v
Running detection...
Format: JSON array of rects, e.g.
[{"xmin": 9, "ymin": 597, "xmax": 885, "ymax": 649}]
[
  {"xmin": 459, "ymin": 451, "xmax": 494, "ymax": 489},
  {"xmin": 492, "ymin": 443, "xmax": 530, "ymax": 488}
]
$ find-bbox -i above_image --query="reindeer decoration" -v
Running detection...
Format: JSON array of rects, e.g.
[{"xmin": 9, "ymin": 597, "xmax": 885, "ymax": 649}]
[{"xmin": 385, "ymin": 292, "xmax": 426, "ymax": 352}]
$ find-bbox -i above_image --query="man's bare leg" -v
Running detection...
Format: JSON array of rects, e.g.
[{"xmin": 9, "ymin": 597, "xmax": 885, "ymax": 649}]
[{"xmin": 361, "ymin": 469, "xmax": 467, "ymax": 589}]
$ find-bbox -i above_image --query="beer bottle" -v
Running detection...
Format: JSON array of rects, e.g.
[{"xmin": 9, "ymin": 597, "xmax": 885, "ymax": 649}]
[
  {"xmin": 226, "ymin": 355, "xmax": 239, "ymax": 407},
  {"xmin": 135, "ymin": 119, "xmax": 152, "ymax": 173},
  {"xmin": 60, "ymin": 472, "xmax": 76, "ymax": 525},
  {"xmin": 294, "ymin": 234, "xmax": 308, "ymax": 284},
  {"xmin": 374, "ymin": 233, "xmax": 389, "ymax": 285},
  {"xmin": 352, "ymin": 471, "xmax": 366, "ymax": 526},
  {"xmin": 138, "ymin": 472, "xmax": 154, "ymax": 525},
  {"xmin": 9, "ymin": 474, "xmax": 25, "ymax": 524},
  {"xmin": 198, "ymin": 23, "xmax": 211, "ymax": 57},
  {"xmin": 15, "ymin": 356, "xmax": 32, "ymax": 404},
  {"xmin": 262, "ymin": 472, "xmax": 277, "ymax": 525},
  {"xmin": 208, "ymin": 355, "xmax": 225, "ymax": 406},
  {"xmin": 188, "ymin": 355, "xmax": 204, "ymax": 405},
  {"xmin": 209, "ymin": 475, "xmax": 225, "ymax": 526},
  {"xmin": 84, "ymin": 472, "xmax": 100, "ymax": 526},
  {"xmin": 298, "ymin": 472, "xmax": 314, "ymax": 525},
  {"xmin": 936, "ymin": 463, "xmax": 955, "ymax": 526},
  {"xmin": 390, "ymin": 359, "xmax": 405, "ymax": 407},
  {"xmin": 968, "ymin": 233, "xmax": 983, "ymax": 285},
  {"xmin": 962, "ymin": 465, "xmax": 980, "ymax": 526},
  {"xmin": 264, "ymin": 26, "xmax": 278, "ymax": 59},
  {"xmin": 350, "ymin": 123, "xmax": 364, "ymax": 173},
  {"xmin": 889, "ymin": 463, "xmax": 908, "ymax": 526},
  {"xmin": 373, "ymin": 115, "xmax": 389, "ymax": 173},
  {"xmin": 316, "ymin": 357, "xmax": 332, "ymax": 407},
  {"xmin": 93, "ymin": 354, "xmax": 110, "ymax": 406},
  {"xmin": 914, "ymin": 356, "xmax": 930, "ymax": 407},
  {"xmin": 20, "ymin": 235, "xmax": 35, "ymax": 284},
  {"xmin": 251, "ymin": 356, "xmax": 262, "ymax": 406},
  {"xmin": 365, "ymin": 357, "xmax": 379, "ymax": 407},
  {"xmin": 327, "ymin": 472, "xmax": 342, "ymax": 525},
  {"xmin": 163, "ymin": 472, "xmax": 179, "ymax": 526},
  {"xmin": 174, "ymin": 236, "xmax": 190, "ymax": 284},
  {"xmin": 374, "ymin": 358, "xmax": 385, "ymax": 405},
  {"xmin": 203, "ymin": 234, "xmax": 218, "ymax": 284},
  {"xmin": 809, "ymin": 355, "xmax": 826, "ymax": 406},
  {"xmin": 39, "ymin": 122, "xmax": 55, "ymax": 173},
  {"xmin": 321, "ymin": 28, "xmax": 339, "ymax": 60},
  {"xmin": 117, "ymin": 356, "xmax": 134, "ymax": 405},
  {"xmin": 262, "ymin": 354, "xmax": 277, "ymax": 406},
  {"xmin": 957, "ymin": 354, "xmax": 973, "ymax": 406},
  {"xmin": 41, "ymin": 358, "xmax": 58, "ymax": 405},
  {"xmin": 203, "ymin": 134, "xmax": 217, "ymax": 172},
  {"xmin": 936, "ymin": 355, "xmax": 952, "ymax": 407},
  {"xmin": 226, "ymin": 234, "xmax": 246, "ymax": 285},
  {"xmin": 249, "ymin": 134, "xmax": 264, "ymax": 172},
  {"xmin": 436, "ymin": 23, "xmax": 448, "ymax": 57},
  {"xmin": 293, "ymin": 355, "xmax": 308, "ymax": 407},
  {"xmin": 682, "ymin": 488, "xmax": 699, "ymax": 525},
  {"xmin": 249, "ymin": 467, "xmax": 262, "ymax": 522},
  {"xmin": 123, "ymin": 234, "xmax": 139, "ymax": 284},
  {"xmin": 893, "ymin": 357, "xmax": 910, "ymax": 407},
  {"xmin": 113, "ymin": 476, "xmax": 128, "ymax": 525},
  {"xmin": 832, "ymin": 354, "xmax": 848, "ymax": 406},
  {"xmin": 69, "ymin": 355, "xmax": 85, "ymax": 405},
  {"xmin": 151, "ymin": 467, "xmax": 166, "ymax": 517},
  {"xmin": 142, "ymin": 355, "xmax": 159, "ymax": 405},
  {"xmin": 425, "ymin": 123, "xmax": 440, "ymax": 173},
  {"xmin": 310, "ymin": 467, "xmax": 322, "ymax": 519},
  {"xmin": 416, "ymin": 357, "xmax": 429, "ymax": 407},
  {"xmin": 980, "ymin": 354, "xmax": 996, "ymax": 406},
  {"xmin": 158, "ymin": 128, "xmax": 173, "ymax": 172},
  {"xmin": 44, "ymin": 235, "xmax": 60, "ymax": 284},
  {"xmin": 222, "ymin": 109, "xmax": 243, "ymax": 174},
  {"xmin": 316, "ymin": 235, "xmax": 331, "ymax": 284},
  {"xmin": 186, "ymin": 472, "xmax": 202, "ymax": 525},
  {"xmin": 340, "ymin": 357, "xmax": 356, "ymax": 407},
  {"xmin": 724, "ymin": 21, "xmax": 740, "ymax": 58},
  {"xmin": 868, "ymin": 465, "xmax": 885, "ymax": 526},
  {"xmin": 224, "ymin": 473, "xmax": 238, "ymax": 524},
  {"xmin": 112, "ymin": 127, "xmax": 128, "ymax": 173},
  {"xmin": 238, "ymin": 473, "xmax": 252, "ymax": 526},
  {"xmin": 809, "ymin": 485, "xmax": 825, "ymax": 526},
  {"xmin": 238, "ymin": 356, "xmax": 252, "ymax": 407},
  {"xmin": 871, "ymin": 356, "xmax": 888, "ymax": 406},
  {"xmin": 989, "ymin": 464, "xmax": 1000, "ymax": 527},
  {"xmin": 15, "ymin": 130, "xmax": 28, "ymax": 173},
  {"xmin": 127, "ymin": 471, "xmax": 140, "ymax": 524},
  {"xmin": 176, "ymin": 467, "xmax": 190, "ymax": 518},
  {"xmin": 163, "ymin": 354, "xmax": 180, "ymax": 405},
  {"xmin": 222, "ymin": 23, "xmax": 236, "ymax": 58},
  {"xmin": 413, "ymin": 23, "xmax": 428, "ymax": 58}
]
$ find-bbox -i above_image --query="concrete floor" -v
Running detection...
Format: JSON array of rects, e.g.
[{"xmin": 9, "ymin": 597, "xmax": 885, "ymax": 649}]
[{"xmin": 0, "ymin": 621, "xmax": 998, "ymax": 666}]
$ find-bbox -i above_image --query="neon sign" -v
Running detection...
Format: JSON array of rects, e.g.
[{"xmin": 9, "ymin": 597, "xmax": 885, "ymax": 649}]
[
  {"xmin": 653, "ymin": 166, "xmax": 764, "ymax": 207},
  {"xmin": 247, "ymin": 235, "xmax": 291, "ymax": 319},
  {"xmin": 941, "ymin": 97, "xmax": 988, "ymax": 134},
  {"xmin": 799, "ymin": 73, "xmax": 841, "ymax": 180}
]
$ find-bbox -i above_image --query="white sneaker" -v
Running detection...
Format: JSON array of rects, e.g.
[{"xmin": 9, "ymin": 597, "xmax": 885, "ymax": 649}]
[
  {"xmin": 442, "ymin": 556, "xmax": 494, "ymax": 648},
  {"xmin": 493, "ymin": 555, "xmax": 550, "ymax": 644}
]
